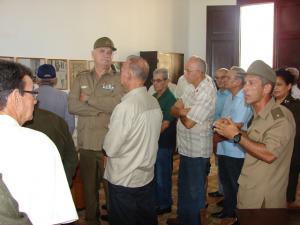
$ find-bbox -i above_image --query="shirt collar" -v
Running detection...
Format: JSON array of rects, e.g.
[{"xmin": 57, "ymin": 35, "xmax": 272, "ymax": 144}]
[
  {"xmin": 122, "ymin": 86, "xmax": 147, "ymax": 101},
  {"xmin": 254, "ymin": 97, "xmax": 276, "ymax": 120},
  {"xmin": 0, "ymin": 115, "xmax": 20, "ymax": 126}
]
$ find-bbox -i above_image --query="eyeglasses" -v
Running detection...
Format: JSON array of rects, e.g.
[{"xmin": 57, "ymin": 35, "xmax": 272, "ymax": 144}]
[
  {"xmin": 23, "ymin": 90, "xmax": 38, "ymax": 99},
  {"xmin": 184, "ymin": 69, "xmax": 199, "ymax": 74},
  {"xmin": 152, "ymin": 79, "xmax": 166, "ymax": 83}
]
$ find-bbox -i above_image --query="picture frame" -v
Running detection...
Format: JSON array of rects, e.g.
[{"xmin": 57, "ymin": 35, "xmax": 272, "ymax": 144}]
[
  {"xmin": 0, "ymin": 56, "xmax": 14, "ymax": 61},
  {"xmin": 69, "ymin": 60, "xmax": 88, "ymax": 88},
  {"xmin": 16, "ymin": 57, "xmax": 46, "ymax": 78},
  {"xmin": 47, "ymin": 59, "xmax": 68, "ymax": 90}
]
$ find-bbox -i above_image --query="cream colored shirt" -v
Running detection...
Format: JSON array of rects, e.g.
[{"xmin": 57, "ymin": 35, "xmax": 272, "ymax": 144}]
[{"xmin": 103, "ymin": 87, "xmax": 162, "ymax": 187}]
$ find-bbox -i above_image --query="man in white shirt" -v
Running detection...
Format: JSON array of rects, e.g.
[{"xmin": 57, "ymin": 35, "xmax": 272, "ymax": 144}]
[
  {"xmin": 103, "ymin": 55, "xmax": 162, "ymax": 225},
  {"xmin": 168, "ymin": 56, "xmax": 216, "ymax": 225},
  {"xmin": 0, "ymin": 60, "xmax": 78, "ymax": 225}
]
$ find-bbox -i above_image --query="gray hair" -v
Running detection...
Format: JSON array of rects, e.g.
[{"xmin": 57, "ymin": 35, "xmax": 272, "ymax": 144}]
[
  {"xmin": 126, "ymin": 55, "xmax": 149, "ymax": 81},
  {"xmin": 230, "ymin": 66, "xmax": 246, "ymax": 85},
  {"xmin": 190, "ymin": 56, "xmax": 207, "ymax": 74},
  {"xmin": 153, "ymin": 68, "xmax": 169, "ymax": 80}
]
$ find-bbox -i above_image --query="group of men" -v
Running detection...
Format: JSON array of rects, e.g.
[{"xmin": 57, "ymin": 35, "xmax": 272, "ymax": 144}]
[{"xmin": 0, "ymin": 36, "xmax": 297, "ymax": 225}]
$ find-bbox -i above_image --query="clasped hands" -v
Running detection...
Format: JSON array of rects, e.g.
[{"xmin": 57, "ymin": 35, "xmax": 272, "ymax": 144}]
[
  {"xmin": 213, "ymin": 117, "xmax": 240, "ymax": 140},
  {"xmin": 175, "ymin": 99, "xmax": 190, "ymax": 117}
]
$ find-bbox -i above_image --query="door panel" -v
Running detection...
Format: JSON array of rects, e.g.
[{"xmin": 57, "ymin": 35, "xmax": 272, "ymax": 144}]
[{"xmin": 206, "ymin": 6, "xmax": 240, "ymax": 77}]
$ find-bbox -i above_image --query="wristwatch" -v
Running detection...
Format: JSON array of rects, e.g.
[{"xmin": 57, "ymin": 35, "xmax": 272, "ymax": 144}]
[{"xmin": 233, "ymin": 133, "xmax": 242, "ymax": 144}]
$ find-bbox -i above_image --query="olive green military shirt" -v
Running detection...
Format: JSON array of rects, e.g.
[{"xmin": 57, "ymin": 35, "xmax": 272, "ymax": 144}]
[
  {"xmin": 237, "ymin": 98, "xmax": 295, "ymax": 209},
  {"xmin": 68, "ymin": 69, "xmax": 124, "ymax": 151}
]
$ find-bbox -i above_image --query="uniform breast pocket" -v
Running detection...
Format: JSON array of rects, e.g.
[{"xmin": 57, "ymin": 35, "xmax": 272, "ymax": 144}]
[
  {"xmin": 80, "ymin": 85, "xmax": 92, "ymax": 96},
  {"xmin": 248, "ymin": 128, "xmax": 264, "ymax": 142}
]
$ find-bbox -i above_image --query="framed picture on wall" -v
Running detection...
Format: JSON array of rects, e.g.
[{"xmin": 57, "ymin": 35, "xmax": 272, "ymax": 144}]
[
  {"xmin": 47, "ymin": 59, "xmax": 68, "ymax": 90},
  {"xmin": 0, "ymin": 56, "xmax": 14, "ymax": 61},
  {"xmin": 16, "ymin": 57, "xmax": 46, "ymax": 78},
  {"xmin": 69, "ymin": 60, "xmax": 88, "ymax": 88}
]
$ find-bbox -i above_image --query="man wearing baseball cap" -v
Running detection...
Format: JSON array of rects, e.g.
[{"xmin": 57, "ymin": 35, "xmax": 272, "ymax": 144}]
[
  {"xmin": 36, "ymin": 64, "xmax": 75, "ymax": 134},
  {"xmin": 214, "ymin": 60, "xmax": 295, "ymax": 210},
  {"xmin": 68, "ymin": 37, "xmax": 124, "ymax": 225}
]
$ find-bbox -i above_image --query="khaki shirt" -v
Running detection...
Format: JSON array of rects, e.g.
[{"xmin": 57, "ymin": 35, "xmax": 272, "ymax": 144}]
[
  {"xmin": 68, "ymin": 69, "xmax": 124, "ymax": 151},
  {"xmin": 237, "ymin": 98, "xmax": 295, "ymax": 209}
]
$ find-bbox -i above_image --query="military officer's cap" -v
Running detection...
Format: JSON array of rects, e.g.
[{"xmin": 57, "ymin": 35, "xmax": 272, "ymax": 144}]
[
  {"xmin": 244, "ymin": 60, "xmax": 276, "ymax": 83},
  {"xmin": 93, "ymin": 37, "xmax": 116, "ymax": 51}
]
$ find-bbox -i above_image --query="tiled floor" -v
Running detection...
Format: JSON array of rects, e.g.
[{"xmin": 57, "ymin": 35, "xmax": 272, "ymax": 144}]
[{"xmin": 74, "ymin": 153, "xmax": 300, "ymax": 225}]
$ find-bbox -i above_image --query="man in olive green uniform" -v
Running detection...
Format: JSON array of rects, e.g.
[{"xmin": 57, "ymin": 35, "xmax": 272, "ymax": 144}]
[
  {"xmin": 214, "ymin": 60, "xmax": 295, "ymax": 209},
  {"xmin": 68, "ymin": 37, "xmax": 124, "ymax": 225}
]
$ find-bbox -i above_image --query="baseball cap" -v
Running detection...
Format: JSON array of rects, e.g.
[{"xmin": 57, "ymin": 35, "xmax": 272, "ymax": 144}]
[
  {"xmin": 37, "ymin": 64, "xmax": 56, "ymax": 79},
  {"xmin": 245, "ymin": 60, "xmax": 275, "ymax": 83},
  {"xmin": 93, "ymin": 37, "xmax": 116, "ymax": 51}
]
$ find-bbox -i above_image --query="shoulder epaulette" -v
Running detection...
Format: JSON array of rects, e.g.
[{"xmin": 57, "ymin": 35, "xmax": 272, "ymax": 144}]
[{"xmin": 271, "ymin": 107, "xmax": 285, "ymax": 120}]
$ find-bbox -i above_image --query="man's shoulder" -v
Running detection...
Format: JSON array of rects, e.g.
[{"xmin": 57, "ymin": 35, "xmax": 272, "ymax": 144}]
[{"xmin": 75, "ymin": 70, "xmax": 93, "ymax": 80}]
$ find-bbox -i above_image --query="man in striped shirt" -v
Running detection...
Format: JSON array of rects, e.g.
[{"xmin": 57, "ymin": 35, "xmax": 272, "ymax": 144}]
[{"xmin": 168, "ymin": 56, "xmax": 216, "ymax": 225}]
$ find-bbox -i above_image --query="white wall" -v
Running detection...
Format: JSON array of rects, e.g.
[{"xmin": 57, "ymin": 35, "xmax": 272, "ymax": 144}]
[
  {"xmin": 0, "ymin": 0, "xmax": 236, "ymax": 62},
  {"xmin": 0, "ymin": 0, "xmax": 188, "ymax": 61},
  {"xmin": 187, "ymin": 0, "xmax": 236, "ymax": 59}
]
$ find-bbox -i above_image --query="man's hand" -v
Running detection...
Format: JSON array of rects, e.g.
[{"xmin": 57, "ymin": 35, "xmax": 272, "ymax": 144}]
[
  {"xmin": 175, "ymin": 98, "xmax": 184, "ymax": 109},
  {"xmin": 214, "ymin": 118, "xmax": 240, "ymax": 139},
  {"xmin": 80, "ymin": 92, "xmax": 89, "ymax": 102}
]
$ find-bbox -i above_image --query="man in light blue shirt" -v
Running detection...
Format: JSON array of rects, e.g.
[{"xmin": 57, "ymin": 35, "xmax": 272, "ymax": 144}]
[
  {"xmin": 212, "ymin": 67, "xmax": 252, "ymax": 219},
  {"xmin": 209, "ymin": 68, "xmax": 230, "ymax": 199}
]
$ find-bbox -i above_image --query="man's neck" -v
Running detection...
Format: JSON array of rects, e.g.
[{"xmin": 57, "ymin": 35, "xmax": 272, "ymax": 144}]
[
  {"xmin": 193, "ymin": 75, "xmax": 205, "ymax": 88},
  {"xmin": 253, "ymin": 96, "xmax": 272, "ymax": 114},
  {"xmin": 94, "ymin": 65, "xmax": 110, "ymax": 79},
  {"xmin": 156, "ymin": 87, "xmax": 167, "ymax": 98},
  {"xmin": 230, "ymin": 86, "xmax": 242, "ymax": 96}
]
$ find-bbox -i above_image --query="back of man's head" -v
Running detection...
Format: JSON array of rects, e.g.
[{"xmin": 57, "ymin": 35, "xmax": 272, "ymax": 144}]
[
  {"xmin": 0, "ymin": 61, "xmax": 34, "ymax": 110},
  {"xmin": 127, "ymin": 55, "xmax": 149, "ymax": 82},
  {"xmin": 0, "ymin": 60, "xmax": 22, "ymax": 93}
]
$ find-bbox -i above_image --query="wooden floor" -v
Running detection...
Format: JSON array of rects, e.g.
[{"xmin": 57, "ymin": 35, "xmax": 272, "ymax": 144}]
[{"xmin": 74, "ymin": 153, "xmax": 300, "ymax": 225}]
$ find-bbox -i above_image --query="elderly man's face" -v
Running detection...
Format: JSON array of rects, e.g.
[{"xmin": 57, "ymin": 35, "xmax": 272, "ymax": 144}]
[
  {"xmin": 19, "ymin": 75, "xmax": 37, "ymax": 125},
  {"xmin": 153, "ymin": 73, "xmax": 168, "ymax": 94},
  {"xmin": 184, "ymin": 60, "xmax": 200, "ymax": 85},
  {"xmin": 92, "ymin": 47, "xmax": 113, "ymax": 69},
  {"xmin": 120, "ymin": 61, "xmax": 130, "ymax": 87},
  {"xmin": 214, "ymin": 70, "xmax": 226, "ymax": 89}
]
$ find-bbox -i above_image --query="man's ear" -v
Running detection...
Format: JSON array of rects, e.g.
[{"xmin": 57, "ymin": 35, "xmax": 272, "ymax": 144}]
[{"xmin": 263, "ymin": 83, "xmax": 273, "ymax": 95}]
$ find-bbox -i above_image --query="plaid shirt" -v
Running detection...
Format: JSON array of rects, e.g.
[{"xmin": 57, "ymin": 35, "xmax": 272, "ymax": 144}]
[{"xmin": 177, "ymin": 75, "xmax": 216, "ymax": 158}]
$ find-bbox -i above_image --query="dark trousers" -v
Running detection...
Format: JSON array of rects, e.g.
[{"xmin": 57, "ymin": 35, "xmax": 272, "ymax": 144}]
[
  {"xmin": 177, "ymin": 155, "xmax": 209, "ymax": 225},
  {"xmin": 108, "ymin": 180, "xmax": 158, "ymax": 225},
  {"xmin": 80, "ymin": 149, "xmax": 107, "ymax": 225},
  {"xmin": 154, "ymin": 147, "xmax": 173, "ymax": 209},
  {"xmin": 218, "ymin": 155, "xmax": 244, "ymax": 216},
  {"xmin": 287, "ymin": 164, "xmax": 300, "ymax": 202}
]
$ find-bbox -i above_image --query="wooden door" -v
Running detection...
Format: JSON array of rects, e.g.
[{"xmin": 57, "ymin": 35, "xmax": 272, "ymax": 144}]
[
  {"xmin": 274, "ymin": 0, "xmax": 300, "ymax": 70},
  {"xmin": 206, "ymin": 5, "xmax": 240, "ymax": 77}
]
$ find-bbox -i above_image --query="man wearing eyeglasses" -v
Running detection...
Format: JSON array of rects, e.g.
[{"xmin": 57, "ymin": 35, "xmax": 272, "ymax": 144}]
[
  {"xmin": 167, "ymin": 56, "xmax": 216, "ymax": 225},
  {"xmin": 152, "ymin": 68, "xmax": 177, "ymax": 215},
  {"xmin": 0, "ymin": 60, "xmax": 78, "ymax": 225}
]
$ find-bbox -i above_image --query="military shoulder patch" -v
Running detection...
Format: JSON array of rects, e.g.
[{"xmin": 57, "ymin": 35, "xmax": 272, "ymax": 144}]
[{"xmin": 271, "ymin": 107, "xmax": 284, "ymax": 120}]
